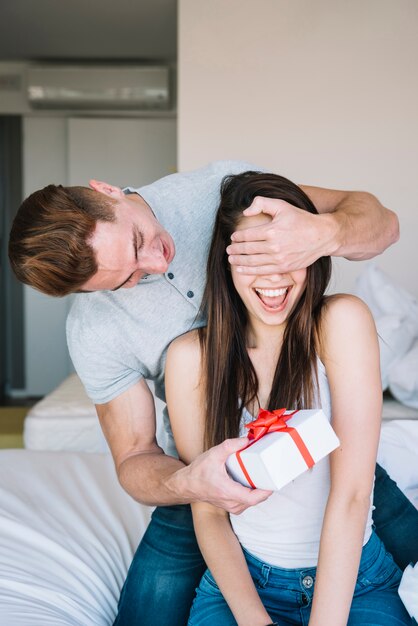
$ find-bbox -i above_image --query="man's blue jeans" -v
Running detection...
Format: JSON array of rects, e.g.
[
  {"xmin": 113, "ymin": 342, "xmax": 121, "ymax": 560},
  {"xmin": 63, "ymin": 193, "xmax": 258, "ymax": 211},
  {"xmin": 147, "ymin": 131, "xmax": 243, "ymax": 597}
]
[
  {"xmin": 113, "ymin": 504, "xmax": 206, "ymax": 626},
  {"xmin": 113, "ymin": 464, "xmax": 418, "ymax": 625},
  {"xmin": 188, "ymin": 532, "xmax": 413, "ymax": 625}
]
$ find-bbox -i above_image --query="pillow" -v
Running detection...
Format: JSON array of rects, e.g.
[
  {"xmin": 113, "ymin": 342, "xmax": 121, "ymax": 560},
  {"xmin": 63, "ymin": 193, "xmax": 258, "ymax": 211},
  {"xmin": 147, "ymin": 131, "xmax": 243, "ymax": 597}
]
[
  {"xmin": 356, "ymin": 263, "xmax": 418, "ymax": 329},
  {"xmin": 356, "ymin": 264, "xmax": 418, "ymax": 392},
  {"xmin": 376, "ymin": 315, "xmax": 417, "ymax": 390},
  {"xmin": 389, "ymin": 340, "xmax": 418, "ymax": 409}
]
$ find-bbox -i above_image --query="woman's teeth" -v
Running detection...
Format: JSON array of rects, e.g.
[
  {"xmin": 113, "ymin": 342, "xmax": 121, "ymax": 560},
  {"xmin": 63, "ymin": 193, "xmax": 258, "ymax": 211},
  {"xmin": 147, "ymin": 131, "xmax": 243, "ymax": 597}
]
[{"xmin": 255, "ymin": 288, "xmax": 287, "ymax": 297}]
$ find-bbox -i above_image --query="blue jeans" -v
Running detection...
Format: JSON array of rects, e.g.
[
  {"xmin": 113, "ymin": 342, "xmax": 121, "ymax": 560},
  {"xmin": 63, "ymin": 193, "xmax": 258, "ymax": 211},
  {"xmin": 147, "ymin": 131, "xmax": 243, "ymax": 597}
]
[
  {"xmin": 113, "ymin": 465, "xmax": 418, "ymax": 625},
  {"xmin": 113, "ymin": 505, "xmax": 206, "ymax": 626},
  {"xmin": 188, "ymin": 532, "xmax": 413, "ymax": 625},
  {"xmin": 373, "ymin": 463, "xmax": 418, "ymax": 570}
]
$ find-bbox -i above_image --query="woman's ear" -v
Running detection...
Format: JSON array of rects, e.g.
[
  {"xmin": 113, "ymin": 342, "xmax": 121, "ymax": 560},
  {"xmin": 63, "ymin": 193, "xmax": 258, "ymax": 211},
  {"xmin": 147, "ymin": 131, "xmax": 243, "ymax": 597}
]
[{"xmin": 89, "ymin": 179, "xmax": 124, "ymax": 199}]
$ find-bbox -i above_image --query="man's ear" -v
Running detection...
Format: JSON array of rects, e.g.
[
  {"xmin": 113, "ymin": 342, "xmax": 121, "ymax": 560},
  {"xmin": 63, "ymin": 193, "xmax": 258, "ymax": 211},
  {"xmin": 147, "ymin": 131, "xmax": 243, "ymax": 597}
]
[{"xmin": 89, "ymin": 179, "xmax": 124, "ymax": 199}]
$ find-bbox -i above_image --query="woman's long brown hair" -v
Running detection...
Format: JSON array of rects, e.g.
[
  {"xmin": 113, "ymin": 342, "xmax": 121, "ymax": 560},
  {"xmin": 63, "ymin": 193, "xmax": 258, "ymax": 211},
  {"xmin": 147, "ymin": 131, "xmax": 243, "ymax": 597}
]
[{"xmin": 199, "ymin": 171, "xmax": 331, "ymax": 449}]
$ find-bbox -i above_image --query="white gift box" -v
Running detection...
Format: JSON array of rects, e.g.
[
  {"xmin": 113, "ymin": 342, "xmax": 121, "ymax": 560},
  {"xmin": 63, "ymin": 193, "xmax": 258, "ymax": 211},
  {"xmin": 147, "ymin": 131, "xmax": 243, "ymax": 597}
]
[{"xmin": 226, "ymin": 409, "xmax": 340, "ymax": 491}]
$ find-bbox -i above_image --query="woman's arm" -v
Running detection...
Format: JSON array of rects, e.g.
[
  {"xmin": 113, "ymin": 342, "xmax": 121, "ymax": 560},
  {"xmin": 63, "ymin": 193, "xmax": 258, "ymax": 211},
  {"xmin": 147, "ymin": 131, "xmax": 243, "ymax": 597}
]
[
  {"xmin": 309, "ymin": 295, "xmax": 382, "ymax": 626},
  {"xmin": 165, "ymin": 332, "xmax": 272, "ymax": 626},
  {"xmin": 191, "ymin": 502, "xmax": 273, "ymax": 626},
  {"xmin": 227, "ymin": 188, "xmax": 399, "ymax": 274}
]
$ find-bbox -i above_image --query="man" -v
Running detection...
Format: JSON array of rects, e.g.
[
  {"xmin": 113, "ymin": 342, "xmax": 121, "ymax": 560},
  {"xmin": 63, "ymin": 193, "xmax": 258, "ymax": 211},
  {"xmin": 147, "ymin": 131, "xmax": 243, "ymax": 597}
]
[{"xmin": 9, "ymin": 161, "xmax": 416, "ymax": 626}]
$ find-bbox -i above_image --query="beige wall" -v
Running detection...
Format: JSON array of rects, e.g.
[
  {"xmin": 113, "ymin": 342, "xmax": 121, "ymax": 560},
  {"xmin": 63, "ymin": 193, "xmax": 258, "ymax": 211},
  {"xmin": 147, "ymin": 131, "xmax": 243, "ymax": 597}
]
[{"xmin": 178, "ymin": 0, "xmax": 418, "ymax": 296}]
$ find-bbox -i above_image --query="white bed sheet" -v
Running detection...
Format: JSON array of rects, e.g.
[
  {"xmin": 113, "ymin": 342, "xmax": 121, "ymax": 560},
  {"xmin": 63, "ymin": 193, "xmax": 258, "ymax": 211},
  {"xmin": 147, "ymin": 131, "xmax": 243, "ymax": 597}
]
[
  {"xmin": 1, "ymin": 418, "xmax": 418, "ymax": 625},
  {"xmin": 0, "ymin": 450, "xmax": 152, "ymax": 626}
]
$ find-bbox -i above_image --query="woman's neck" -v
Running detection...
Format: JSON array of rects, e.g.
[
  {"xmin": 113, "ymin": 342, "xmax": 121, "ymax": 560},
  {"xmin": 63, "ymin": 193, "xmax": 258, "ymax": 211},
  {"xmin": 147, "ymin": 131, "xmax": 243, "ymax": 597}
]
[
  {"xmin": 246, "ymin": 321, "xmax": 285, "ymax": 412},
  {"xmin": 246, "ymin": 318, "xmax": 285, "ymax": 352}
]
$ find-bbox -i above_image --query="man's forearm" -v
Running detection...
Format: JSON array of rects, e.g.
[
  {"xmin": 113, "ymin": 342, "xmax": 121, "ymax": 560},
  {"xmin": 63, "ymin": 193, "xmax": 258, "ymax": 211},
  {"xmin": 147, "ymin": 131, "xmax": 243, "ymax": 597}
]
[
  {"xmin": 116, "ymin": 439, "xmax": 272, "ymax": 511},
  {"xmin": 301, "ymin": 186, "xmax": 400, "ymax": 260},
  {"xmin": 118, "ymin": 450, "xmax": 191, "ymax": 506}
]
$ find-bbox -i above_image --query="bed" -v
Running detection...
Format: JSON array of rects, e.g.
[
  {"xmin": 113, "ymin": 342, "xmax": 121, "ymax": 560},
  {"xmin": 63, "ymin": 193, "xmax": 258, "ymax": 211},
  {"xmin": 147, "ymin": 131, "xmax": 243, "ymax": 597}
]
[
  {"xmin": 0, "ymin": 373, "xmax": 416, "ymax": 624},
  {"xmin": 0, "ymin": 449, "xmax": 152, "ymax": 626},
  {"xmin": 22, "ymin": 373, "xmax": 167, "ymax": 454}
]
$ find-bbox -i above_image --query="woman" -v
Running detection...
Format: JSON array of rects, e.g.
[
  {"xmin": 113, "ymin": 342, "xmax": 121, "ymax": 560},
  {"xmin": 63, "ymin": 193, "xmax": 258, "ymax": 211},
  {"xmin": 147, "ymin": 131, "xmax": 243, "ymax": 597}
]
[{"xmin": 165, "ymin": 172, "xmax": 412, "ymax": 625}]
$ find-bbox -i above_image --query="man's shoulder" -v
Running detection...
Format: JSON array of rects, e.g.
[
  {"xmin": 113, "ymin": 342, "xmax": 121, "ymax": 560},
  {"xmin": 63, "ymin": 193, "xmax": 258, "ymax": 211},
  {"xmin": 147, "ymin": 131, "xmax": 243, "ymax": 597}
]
[
  {"xmin": 141, "ymin": 160, "xmax": 261, "ymax": 192},
  {"xmin": 186, "ymin": 159, "xmax": 261, "ymax": 179},
  {"xmin": 66, "ymin": 291, "xmax": 127, "ymax": 351},
  {"xmin": 67, "ymin": 292, "xmax": 109, "ymax": 331},
  {"xmin": 66, "ymin": 292, "xmax": 143, "ymax": 404}
]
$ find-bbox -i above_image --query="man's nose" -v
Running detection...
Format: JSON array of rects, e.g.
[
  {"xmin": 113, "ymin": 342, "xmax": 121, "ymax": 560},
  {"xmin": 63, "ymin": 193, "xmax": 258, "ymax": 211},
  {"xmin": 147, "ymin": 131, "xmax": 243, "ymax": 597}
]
[{"xmin": 139, "ymin": 248, "xmax": 166, "ymax": 274}]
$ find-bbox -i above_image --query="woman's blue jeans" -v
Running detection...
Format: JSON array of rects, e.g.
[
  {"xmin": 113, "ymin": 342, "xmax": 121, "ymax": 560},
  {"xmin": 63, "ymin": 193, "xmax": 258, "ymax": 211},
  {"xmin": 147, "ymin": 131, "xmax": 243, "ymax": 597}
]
[
  {"xmin": 113, "ymin": 464, "xmax": 418, "ymax": 625},
  {"xmin": 188, "ymin": 532, "xmax": 413, "ymax": 626}
]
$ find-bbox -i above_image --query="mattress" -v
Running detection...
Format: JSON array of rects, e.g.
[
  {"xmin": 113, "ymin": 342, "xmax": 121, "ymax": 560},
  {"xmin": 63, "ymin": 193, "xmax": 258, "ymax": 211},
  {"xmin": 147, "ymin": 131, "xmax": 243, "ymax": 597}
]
[
  {"xmin": 0, "ymin": 449, "xmax": 152, "ymax": 625},
  {"xmin": 24, "ymin": 374, "xmax": 167, "ymax": 453},
  {"xmin": 0, "ymin": 427, "xmax": 416, "ymax": 624}
]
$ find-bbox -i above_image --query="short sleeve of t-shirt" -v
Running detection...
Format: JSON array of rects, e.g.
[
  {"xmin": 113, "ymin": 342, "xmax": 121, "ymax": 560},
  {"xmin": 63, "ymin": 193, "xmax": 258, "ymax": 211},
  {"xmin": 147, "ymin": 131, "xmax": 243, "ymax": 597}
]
[{"xmin": 67, "ymin": 293, "xmax": 145, "ymax": 404}]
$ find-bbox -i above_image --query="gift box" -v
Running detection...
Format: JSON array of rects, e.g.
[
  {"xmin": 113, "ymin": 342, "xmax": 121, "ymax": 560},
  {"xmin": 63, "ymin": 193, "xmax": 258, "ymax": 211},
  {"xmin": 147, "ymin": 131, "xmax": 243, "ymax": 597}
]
[{"xmin": 226, "ymin": 408, "xmax": 340, "ymax": 491}]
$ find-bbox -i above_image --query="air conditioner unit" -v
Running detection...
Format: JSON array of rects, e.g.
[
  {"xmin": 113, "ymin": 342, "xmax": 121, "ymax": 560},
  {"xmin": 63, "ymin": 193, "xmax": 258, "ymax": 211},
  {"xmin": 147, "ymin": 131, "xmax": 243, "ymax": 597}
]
[{"xmin": 27, "ymin": 64, "xmax": 170, "ymax": 110}]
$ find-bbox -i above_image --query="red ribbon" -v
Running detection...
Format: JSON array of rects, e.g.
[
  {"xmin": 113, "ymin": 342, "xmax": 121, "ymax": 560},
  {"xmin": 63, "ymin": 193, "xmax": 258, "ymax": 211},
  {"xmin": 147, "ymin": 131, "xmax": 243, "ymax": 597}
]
[{"xmin": 236, "ymin": 408, "xmax": 315, "ymax": 489}]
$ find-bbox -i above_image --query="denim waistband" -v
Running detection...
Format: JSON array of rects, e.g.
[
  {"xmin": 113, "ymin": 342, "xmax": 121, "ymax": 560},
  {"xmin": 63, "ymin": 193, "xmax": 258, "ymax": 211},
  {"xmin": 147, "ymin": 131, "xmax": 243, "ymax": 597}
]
[{"xmin": 243, "ymin": 530, "xmax": 381, "ymax": 587}]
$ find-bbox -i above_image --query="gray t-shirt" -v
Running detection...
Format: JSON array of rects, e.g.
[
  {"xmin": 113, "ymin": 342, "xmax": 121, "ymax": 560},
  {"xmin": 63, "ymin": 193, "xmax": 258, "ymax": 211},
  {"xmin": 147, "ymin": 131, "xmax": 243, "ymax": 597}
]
[{"xmin": 67, "ymin": 160, "xmax": 256, "ymax": 454}]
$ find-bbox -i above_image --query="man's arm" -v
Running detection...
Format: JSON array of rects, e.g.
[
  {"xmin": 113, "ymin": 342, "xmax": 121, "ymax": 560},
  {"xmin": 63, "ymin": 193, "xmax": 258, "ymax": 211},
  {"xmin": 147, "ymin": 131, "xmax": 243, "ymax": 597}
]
[
  {"xmin": 301, "ymin": 184, "xmax": 399, "ymax": 259},
  {"xmin": 227, "ymin": 186, "xmax": 399, "ymax": 274},
  {"xmin": 96, "ymin": 378, "xmax": 270, "ymax": 514}
]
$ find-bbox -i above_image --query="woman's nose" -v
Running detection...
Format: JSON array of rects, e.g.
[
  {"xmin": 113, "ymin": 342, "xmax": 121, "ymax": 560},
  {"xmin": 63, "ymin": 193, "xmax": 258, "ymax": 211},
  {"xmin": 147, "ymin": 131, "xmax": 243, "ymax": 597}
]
[{"xmin": 264, "ymin": 273, "xmax": 286, "ymax": 283}]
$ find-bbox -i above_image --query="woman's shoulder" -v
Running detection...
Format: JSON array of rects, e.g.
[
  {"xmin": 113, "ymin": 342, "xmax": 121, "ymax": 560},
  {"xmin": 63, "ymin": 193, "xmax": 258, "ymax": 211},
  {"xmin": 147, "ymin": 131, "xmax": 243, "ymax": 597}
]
[
  {"xmin": 166, "ymin": 329, "xmax": 202, "ymax": 371},
  {"xmin": 321, "ymin": 293, "xmax": 374, "ymax": 323},
  {"xmin": 318, "ymin": 294, "xmax": 377, "ymax": 353}
]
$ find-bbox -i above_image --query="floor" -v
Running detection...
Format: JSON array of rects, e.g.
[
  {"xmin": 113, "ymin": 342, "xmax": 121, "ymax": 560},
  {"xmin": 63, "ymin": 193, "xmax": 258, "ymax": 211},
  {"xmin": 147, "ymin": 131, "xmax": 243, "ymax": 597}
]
[{"xmin": 0, "ymin": 406, "xmax": 28, "ymax": 448}]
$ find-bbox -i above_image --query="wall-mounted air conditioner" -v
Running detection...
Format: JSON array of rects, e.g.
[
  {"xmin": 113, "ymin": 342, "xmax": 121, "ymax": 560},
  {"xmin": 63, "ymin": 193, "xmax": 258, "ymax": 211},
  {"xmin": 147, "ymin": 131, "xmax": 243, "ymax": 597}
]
[{"xmin": 27, "ymin": 64, "xmax": 170, "ymax": 110}]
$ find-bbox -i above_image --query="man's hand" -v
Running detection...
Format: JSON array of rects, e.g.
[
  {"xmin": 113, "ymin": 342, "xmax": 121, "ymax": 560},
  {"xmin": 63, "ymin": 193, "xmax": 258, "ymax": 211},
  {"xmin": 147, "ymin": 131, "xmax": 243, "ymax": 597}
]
[
  {"xmin": 169, "ymin": 438, "xmax": 272, "ymax": 515},
  {"xmin": 226, "ymin": 196, "xmax": 336, "ymax": 275}
]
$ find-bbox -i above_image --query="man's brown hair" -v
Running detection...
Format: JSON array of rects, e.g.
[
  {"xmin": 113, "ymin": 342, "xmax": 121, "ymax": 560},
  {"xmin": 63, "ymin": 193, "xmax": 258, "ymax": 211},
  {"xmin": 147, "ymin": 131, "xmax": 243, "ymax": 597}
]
[{"xmin": 8, "ymin": 185, "xmax": 116, "ymax": 296}]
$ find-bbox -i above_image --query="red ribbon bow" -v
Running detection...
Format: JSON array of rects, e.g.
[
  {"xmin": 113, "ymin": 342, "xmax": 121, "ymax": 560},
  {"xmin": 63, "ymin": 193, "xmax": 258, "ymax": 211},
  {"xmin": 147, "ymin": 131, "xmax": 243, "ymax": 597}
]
[
  {"xmin": 236, "ymin": 407, "xmax": 315, "ymax": 489},
  {"xmin": 245, "ymin": 407, "xmax": 293, "ymax": 441}
]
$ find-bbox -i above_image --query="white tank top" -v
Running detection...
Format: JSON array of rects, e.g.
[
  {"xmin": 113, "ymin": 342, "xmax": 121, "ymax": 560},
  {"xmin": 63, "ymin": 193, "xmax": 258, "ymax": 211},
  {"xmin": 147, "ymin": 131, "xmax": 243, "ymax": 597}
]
[{"xmin": 230, "ymin": 359, "xmax": 373, "ymax": 568}]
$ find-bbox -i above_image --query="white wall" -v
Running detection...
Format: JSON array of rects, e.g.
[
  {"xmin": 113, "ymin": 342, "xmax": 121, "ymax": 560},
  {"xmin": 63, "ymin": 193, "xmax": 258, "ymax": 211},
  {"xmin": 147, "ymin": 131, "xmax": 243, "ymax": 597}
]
[{"xmin": 178, "ymin": 0, "xmax": 418, "ymax": 297}]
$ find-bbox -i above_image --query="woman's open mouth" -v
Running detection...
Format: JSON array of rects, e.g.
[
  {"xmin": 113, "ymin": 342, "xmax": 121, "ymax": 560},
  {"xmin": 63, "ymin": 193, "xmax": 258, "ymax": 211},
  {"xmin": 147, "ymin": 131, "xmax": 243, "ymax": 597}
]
[{"xmin": 254, "ymin": 286, "xmax": 291, "ymax": 311}]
